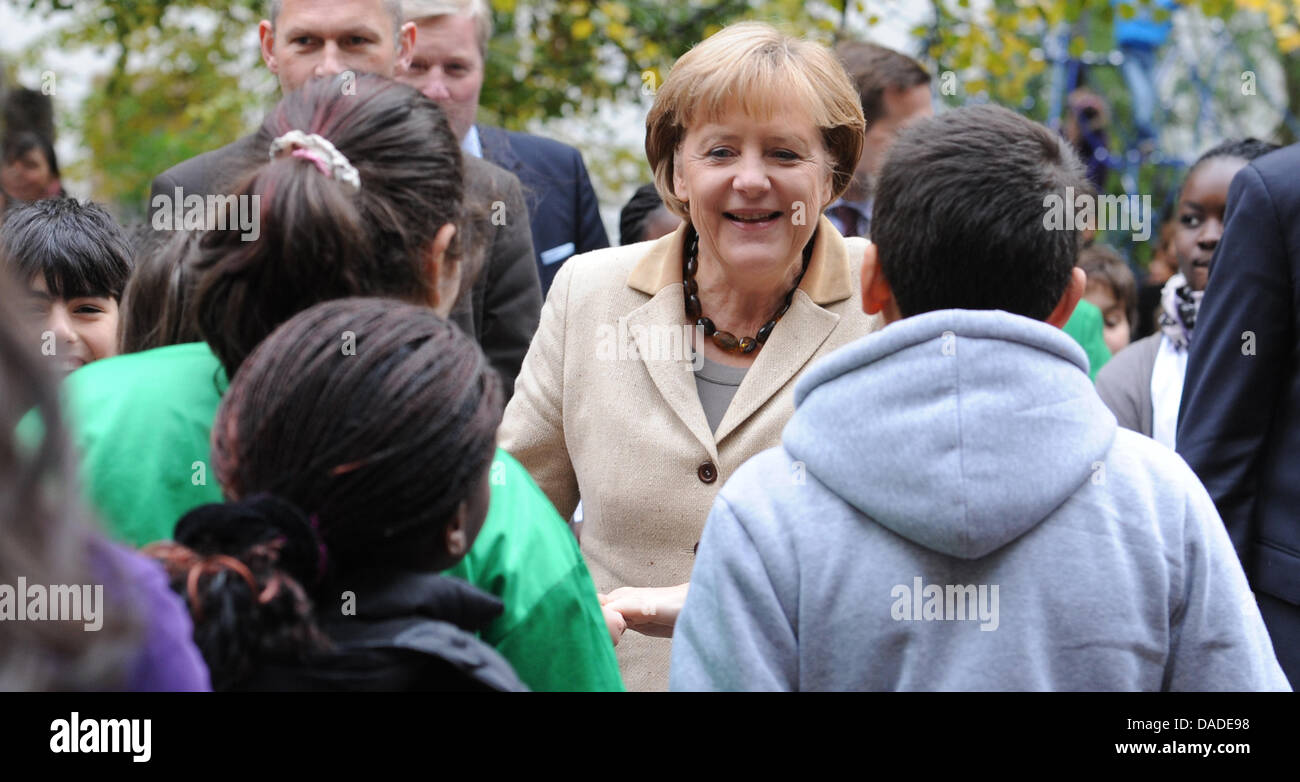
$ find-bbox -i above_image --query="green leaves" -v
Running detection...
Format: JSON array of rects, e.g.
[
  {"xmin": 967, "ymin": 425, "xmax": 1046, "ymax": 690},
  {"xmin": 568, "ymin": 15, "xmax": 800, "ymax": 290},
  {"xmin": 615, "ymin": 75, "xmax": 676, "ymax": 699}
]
[
  {"xmin": 480, "ymin": 0, "xmax": 794, "ymax": 128},
  {"xmin": 13, "ymin": 0, "xmax": 1298, "ymax": 220},
  {"xmin": 16, "ymin": 0, "xmax": 266, "ymax": 215}
]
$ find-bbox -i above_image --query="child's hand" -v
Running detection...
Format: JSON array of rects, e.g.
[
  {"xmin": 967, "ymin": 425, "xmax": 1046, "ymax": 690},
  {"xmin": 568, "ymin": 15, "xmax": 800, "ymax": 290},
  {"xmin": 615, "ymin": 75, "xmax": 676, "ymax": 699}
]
[
  {"xmin": 597, "ymin": 583, "xmax": 689, "ymax": 639},
  {"xmin": 598, "ymin": 598, "xmax": 627, "ymax": 646}
]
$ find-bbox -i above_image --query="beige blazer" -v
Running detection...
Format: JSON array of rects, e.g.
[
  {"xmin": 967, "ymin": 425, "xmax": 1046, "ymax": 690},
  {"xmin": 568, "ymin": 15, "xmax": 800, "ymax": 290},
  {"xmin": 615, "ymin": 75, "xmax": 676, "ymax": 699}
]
[{"xmin": 499, "ymin": 216, "xmax": 881, "ymax": 690}]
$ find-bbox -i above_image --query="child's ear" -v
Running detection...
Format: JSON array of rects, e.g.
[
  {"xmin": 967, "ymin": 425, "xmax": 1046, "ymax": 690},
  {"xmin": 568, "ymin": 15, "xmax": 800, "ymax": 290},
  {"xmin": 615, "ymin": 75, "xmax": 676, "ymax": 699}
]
[
  {"xmin": 423, "ymin": 222, "xmax": 460, "ymax": 317},
  {"xmin": 860, "ymin": 241, "xmax": 899, "ymax": 323},
  {"xmin": 1047, "ymin": 266, "xmax": 1087, "ymax": 329}
]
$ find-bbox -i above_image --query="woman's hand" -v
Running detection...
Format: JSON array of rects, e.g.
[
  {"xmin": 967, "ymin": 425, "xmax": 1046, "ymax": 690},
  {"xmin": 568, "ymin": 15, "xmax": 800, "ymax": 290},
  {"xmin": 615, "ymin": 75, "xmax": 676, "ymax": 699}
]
[{"xmin": 597, "ymin": 583, "xmax": 689, "ymax": 641}]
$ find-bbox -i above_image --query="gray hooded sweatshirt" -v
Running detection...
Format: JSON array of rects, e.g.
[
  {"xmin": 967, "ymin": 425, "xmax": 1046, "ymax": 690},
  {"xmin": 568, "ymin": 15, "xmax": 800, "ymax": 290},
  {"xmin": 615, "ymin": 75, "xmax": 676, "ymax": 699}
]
[{"xmin": 670, "ymin": 310, "xmax": 1289, "ymax": 691}]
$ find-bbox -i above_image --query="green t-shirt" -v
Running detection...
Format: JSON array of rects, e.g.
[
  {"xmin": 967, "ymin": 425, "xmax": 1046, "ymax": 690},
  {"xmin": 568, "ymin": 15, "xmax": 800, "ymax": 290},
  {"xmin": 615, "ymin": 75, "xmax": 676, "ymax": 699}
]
[
  {"xmin": 1063, "ymin": 298, "xmax": 1111, "ymax": 382},
  {"xmin": 445, "ymin": 453, "xmax": 623, "ymax": 692},
  {"xmin": 60, "ymin": 341, "xmax": 227, "ymax": 545},
  {"xmin": 57, "ymin": 342, "xmax": 623, "ymax": 692}
]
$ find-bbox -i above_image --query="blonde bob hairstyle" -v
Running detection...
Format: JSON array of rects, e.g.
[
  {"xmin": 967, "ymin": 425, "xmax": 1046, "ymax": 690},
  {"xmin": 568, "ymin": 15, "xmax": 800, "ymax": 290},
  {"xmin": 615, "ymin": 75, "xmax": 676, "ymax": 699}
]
[{"xmin": 646, "ymin": 22, "xmax": 866, "ymax": 221}]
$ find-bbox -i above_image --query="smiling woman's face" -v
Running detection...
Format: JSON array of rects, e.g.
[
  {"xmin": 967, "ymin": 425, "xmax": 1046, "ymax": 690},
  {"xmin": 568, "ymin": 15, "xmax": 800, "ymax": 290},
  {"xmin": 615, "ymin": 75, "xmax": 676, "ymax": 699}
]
[
  {"xmin": 1174, "ymin": 156, "xmax": 1247, "ymax": 292},
  {"xmin": 672, "ymin": 103, "xmax": 833, "ymax": 277}
]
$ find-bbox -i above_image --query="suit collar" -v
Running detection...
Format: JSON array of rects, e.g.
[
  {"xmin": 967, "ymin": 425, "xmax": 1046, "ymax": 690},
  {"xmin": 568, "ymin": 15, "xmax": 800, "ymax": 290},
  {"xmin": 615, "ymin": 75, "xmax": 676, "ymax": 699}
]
[
  {"xmin": 476, "ymin": 125, "xmax": 522, "ymax": 174},
  {"xmin": 626, "ymin": 214, "xmax": 856, "ymax": 305},
  {"xmin": 713, "ymin": 290, "xmax": 839, "ymax": 443},
  {"xmin": 625, "ymin": 291, "xmax": 719, "ymax": 460},
  {"xmin": 461, "ymin": 125, "xmax": 484, "ymax": 158}
]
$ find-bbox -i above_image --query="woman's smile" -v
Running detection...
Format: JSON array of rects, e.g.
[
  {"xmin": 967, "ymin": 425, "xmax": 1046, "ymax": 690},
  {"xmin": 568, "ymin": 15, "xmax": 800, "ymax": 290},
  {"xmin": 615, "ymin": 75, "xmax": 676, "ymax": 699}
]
[{"xmin": 723, "ymin": 208, "xmax": 784, "ymax": 230}]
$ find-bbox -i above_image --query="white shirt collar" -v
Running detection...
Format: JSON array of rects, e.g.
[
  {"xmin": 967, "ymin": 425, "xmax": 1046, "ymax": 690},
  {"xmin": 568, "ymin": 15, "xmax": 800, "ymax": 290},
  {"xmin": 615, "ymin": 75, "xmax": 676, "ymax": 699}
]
[
  {"xmin": 461, "ymin": 125, "xmax": 483, "ymax": 158},
  {"xmin": 1150, "ymin": 334, "xmax": 1188, "ymax": 449}
]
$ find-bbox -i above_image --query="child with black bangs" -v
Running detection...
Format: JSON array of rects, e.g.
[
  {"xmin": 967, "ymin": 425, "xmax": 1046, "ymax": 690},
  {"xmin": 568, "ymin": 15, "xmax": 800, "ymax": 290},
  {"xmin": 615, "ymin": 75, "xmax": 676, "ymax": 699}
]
[{"xmin": 0, "ymin": 199, "xmax": 131, "ymax": 377}]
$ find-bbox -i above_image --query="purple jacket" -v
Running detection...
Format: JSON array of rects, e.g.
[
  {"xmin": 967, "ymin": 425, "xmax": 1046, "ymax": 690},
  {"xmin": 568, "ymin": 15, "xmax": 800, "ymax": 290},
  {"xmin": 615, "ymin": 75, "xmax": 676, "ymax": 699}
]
[{"xmin": 94, "ymin": 539, "xmax": 211, "ymax": 691}]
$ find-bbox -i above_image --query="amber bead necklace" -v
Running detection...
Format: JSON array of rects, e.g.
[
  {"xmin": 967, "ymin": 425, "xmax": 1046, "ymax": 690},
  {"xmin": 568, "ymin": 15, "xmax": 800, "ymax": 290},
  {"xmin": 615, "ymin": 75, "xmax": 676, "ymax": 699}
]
[{"xmin": 682, "ymin": 225, "xmax": 815, "ymax": 354}]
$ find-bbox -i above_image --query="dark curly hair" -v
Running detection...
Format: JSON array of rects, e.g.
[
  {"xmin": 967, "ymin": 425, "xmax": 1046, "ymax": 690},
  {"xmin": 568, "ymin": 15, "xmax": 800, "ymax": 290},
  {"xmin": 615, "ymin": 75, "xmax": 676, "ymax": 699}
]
[{"xmin": 147, "ymin": 298, "xmax": 502, "ymax": 690}]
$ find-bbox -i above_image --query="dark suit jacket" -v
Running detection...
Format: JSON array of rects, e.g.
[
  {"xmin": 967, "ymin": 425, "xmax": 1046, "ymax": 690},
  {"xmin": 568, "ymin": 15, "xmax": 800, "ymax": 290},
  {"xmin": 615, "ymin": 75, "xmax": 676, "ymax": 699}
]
[
  {"xmin": 149, "ymin": 135, "xmax": 541, "ymax": 399},
  {"xmin": 1177, "ymin": 143, "xmax": 1300, "ymax": 686},
  {"xmin": 478, "ymin": 126, "xmax": 609, "ymax": 296}
]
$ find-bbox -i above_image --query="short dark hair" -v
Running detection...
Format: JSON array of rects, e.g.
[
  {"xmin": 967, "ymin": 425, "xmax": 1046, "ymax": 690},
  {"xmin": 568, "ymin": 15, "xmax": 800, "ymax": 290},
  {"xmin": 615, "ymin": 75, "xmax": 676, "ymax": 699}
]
[
  {"xmin": 0, "ymin": 199, "xmax": 132, "ymax": 301},
  {"xmin": 1078, "ymin": 243, "xmax": 1137, "ymax": 328},
  {"xmin": 159, "ymin": 298, "xmax": 502, "ymax": 688},
  {"xmin": 873, "ymin": 104, "xmax": 1091, "ymax": 321},
  {"xmin": 213, "ymin": 297, "xmax": 502, "ymax": 574},
  {"xmin": 1190, "ymin": 137, "xmax": 1279, "ymax": 172},
  {"xmin": 1181, "ymin": 138, "xmax": 1279, "ymax": 205},
  {"xmin": 834, "ymin": 40, "xmax": 931, "ymax": 126},
  {"xmin": 619, "ymin": 183, "xmax": 663, "ymax": 246}
]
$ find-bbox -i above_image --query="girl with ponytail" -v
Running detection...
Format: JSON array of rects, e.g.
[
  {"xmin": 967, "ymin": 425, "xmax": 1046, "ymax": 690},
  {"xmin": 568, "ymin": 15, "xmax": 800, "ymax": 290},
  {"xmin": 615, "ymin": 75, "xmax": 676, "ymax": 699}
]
[
  {"xmin": 60, "ymin": 72, "xmax": 621, "ymax": 693},
  {"xmin": 146, "ymin": 298, "xmax": 521, "ymax": 690},
  {"xmin": 62, "ymin": 72, "xmax": 467, "ymax": 549}
]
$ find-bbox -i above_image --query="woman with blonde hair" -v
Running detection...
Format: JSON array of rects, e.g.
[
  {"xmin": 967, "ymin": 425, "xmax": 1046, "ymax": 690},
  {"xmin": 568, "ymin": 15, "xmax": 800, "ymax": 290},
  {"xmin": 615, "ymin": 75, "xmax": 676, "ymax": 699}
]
[{"xmin": 501, "ymin": 21, "xmax": 880, "ymax": 689}]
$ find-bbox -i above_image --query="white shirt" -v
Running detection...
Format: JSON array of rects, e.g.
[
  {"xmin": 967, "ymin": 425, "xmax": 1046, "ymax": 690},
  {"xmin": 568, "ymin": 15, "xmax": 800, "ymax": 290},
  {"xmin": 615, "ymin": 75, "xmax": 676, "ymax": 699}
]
[
  {"xmin": 462, "ymin": 125, "xmax": 483, "ymax": 158},
  {"xmin": 1150, "ymin": 333, "xmax": 1188, "ymax": 449}
]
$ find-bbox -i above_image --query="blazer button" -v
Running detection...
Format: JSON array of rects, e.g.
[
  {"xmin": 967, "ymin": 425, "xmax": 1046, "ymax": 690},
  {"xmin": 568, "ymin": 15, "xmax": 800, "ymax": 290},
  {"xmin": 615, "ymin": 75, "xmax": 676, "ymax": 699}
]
[{"xmin": 697, "ymin": 461, "xmax": 717, "ymax": 483}]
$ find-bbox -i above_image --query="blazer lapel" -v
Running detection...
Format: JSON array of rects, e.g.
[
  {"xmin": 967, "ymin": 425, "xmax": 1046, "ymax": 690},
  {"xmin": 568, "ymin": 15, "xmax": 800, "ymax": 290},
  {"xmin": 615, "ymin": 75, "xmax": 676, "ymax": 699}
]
[
  {"xmin": 713, "ymin": 293, "xmax": 840, "ymax": 444},
  {"xmin": 624, "ymin": 289, "xmax": 719, "ymax": 462},
  {"xmin": 713, "ymin": 215, "xmax": 855, "ymax": 444},
  {"xmin": 619, "ymin": 217, "xmax": 857, "ymax": 453}
]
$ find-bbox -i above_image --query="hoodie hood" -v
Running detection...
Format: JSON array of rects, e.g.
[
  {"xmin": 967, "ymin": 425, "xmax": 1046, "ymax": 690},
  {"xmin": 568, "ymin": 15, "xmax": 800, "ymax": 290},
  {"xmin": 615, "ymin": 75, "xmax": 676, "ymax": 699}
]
[{"xmin": 785, "ymin": 309, "xmax": 1116, "ymax": 560}]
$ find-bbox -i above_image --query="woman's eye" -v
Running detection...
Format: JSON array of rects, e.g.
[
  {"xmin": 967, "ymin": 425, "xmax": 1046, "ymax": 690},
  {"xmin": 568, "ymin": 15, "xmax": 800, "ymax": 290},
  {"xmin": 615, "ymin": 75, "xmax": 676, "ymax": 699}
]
[
  {"xmin": 772, "ymin": 150, "xmax": 799, "ymax": 161},
  {"xmin": 707, "ymin": 148, "xmax": 733, "ymax": 158},
  {"xmin": 1180, "ymin": 214, "xmax": 1201, "ymax": 228}
]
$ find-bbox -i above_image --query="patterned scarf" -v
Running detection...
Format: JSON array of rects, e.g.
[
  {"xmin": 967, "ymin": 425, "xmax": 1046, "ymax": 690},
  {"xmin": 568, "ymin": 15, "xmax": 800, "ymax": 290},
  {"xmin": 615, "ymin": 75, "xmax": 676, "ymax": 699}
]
[{"xmin": 1158, "ymin": 272, "xmax": 1203, "ymax": 351}]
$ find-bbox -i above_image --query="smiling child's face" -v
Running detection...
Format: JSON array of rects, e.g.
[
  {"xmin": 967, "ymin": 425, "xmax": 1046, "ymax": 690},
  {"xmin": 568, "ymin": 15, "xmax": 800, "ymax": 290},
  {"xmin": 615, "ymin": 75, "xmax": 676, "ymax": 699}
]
[{"xmin": 25, "ymin": 275, "xmax": 119, "ymax": 376}]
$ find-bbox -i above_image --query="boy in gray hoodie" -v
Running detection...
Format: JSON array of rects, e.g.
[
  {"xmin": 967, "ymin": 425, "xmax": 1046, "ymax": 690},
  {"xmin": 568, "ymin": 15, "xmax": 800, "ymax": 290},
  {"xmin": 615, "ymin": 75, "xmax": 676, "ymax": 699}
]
[{"xmin": 669, "ymin": 104, "xmax": 1289, "ymax": 692}]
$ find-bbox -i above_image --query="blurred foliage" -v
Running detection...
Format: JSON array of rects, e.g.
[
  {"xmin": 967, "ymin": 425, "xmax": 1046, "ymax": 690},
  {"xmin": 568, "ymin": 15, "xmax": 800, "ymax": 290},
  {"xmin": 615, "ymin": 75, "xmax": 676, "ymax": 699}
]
[
  {"xmin": 15, "ymin": 0, "xmax": 272, "ymax": 218},
  {"xmin": 5, "ymin": 0, "xmax": 1300, "ymax": 235},
  {"xmin": 478, "ymin": 0, "xmax": 834, "ymax": 126},
  {"xmin": 921, "ymin": 0, "xmax": 1299, "ymax": 268},
  {"xmin": 474, "ymin": 0, "xmax": 837, "ymax": 224}
]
